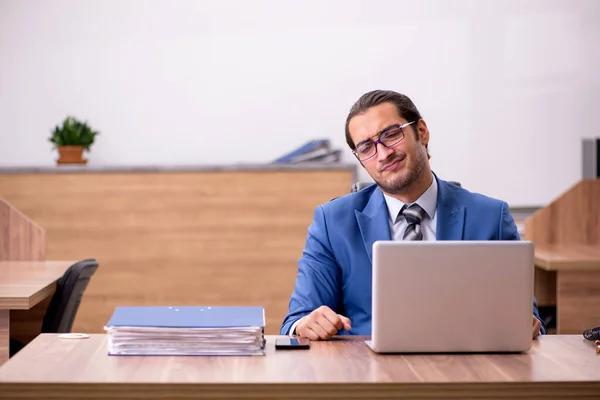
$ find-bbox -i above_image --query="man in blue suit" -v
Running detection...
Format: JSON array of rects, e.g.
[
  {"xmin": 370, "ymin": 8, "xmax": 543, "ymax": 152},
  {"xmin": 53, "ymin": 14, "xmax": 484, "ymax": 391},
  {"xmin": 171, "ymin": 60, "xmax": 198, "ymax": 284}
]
[{"xmin": 281, "ymin": 90, "xmax": 544, "ymax": 340}]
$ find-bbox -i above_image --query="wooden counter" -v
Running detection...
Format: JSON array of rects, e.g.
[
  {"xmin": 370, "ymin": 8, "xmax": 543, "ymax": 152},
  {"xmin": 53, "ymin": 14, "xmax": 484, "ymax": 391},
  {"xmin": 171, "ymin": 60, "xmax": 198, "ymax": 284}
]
[{"xmin": 0, "ymin": 164, "xmax": 356, "ymax": 335}]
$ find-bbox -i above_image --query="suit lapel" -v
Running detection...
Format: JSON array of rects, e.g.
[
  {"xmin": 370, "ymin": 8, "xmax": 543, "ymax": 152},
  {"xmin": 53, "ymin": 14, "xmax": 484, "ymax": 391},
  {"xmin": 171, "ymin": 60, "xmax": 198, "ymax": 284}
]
[
  {"xmin": 355, "ymin": 188, "xmax": 391, "ymax": 262},
  {"xmin": 435, "ymin": 176, "xmax": 465, "ymax": 240}
]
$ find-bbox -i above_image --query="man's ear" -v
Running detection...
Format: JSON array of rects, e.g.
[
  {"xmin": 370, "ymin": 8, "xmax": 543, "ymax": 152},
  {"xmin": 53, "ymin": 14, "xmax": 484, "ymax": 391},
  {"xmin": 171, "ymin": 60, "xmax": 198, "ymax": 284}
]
[{"xmin": 416, "ymin": 119, "xmax": 430, "ymax": 147}]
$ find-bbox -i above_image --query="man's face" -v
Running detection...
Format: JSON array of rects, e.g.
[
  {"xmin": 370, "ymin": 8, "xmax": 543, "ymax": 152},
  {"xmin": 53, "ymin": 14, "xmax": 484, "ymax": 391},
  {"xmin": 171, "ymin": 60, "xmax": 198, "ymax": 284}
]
[{"xmin": 348, "ymin": 102, "xmax": 430, "ymax": 195}]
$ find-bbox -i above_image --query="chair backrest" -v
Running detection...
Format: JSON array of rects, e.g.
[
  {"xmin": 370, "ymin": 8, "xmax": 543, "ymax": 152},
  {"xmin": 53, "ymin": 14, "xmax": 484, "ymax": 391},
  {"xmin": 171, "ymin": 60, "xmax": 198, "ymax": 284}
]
[
  {"xmin": 41, "ymin": 258, "xmax": 99, "ymax": 333},
  {"xmin": 350, "ymin": 180, "xmax": 462, "ymax": 193},
  {"xmin": 350, "ymin": 182, "xmax": 374, "ymax": 193}
]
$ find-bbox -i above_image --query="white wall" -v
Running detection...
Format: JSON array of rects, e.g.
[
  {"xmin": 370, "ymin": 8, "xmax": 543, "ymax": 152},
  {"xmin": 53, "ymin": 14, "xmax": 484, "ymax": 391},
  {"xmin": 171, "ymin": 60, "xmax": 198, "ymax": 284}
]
[{"xmin": 0, "ymin": 0, "xmax": 598, "ymax": 206}]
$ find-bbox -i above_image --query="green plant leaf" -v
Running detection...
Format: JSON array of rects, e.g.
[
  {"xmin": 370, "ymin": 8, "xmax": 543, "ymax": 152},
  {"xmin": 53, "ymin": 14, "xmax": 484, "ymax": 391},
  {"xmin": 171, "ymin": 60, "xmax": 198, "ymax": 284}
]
[{"xmin": 49, "ymin": 116, "xmax": 99, "ymax": 150}]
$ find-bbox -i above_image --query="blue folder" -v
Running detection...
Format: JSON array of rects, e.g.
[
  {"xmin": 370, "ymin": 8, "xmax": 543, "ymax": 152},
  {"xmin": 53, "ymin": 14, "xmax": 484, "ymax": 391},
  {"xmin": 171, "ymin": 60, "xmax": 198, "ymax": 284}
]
[
  {"xmin": 272, "ymin": 139, "xmax": 330, "ymax": 163},
  {"xmin": 106, "ymin": 306, "xmax": 265, "ymax": 329}
]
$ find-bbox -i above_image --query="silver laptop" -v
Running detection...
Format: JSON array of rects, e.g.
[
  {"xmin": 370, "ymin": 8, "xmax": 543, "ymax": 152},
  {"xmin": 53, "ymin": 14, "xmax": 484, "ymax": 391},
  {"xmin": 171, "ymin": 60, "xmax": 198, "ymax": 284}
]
[{"xmin": 366, "ymin": 240, "xmax": 534, "ymax": 353}]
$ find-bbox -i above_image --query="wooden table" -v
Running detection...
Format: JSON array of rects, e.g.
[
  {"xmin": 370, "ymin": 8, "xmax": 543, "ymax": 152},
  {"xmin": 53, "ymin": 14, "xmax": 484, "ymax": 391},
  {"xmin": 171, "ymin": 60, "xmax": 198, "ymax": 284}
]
[
  {"xmin": 0, "ymin": 261, "xmax": 73, "ymax": 363},
  {"xmin": 536, "ymin": 246, "xmax": 600, "ymax": 270},
  {"xmin": 0, "ymin": 334, "xmax": 599, "ymax": 399},
  {"xmin": 534, "ymin": 245, "xmax": 600, "ymax": 333}
]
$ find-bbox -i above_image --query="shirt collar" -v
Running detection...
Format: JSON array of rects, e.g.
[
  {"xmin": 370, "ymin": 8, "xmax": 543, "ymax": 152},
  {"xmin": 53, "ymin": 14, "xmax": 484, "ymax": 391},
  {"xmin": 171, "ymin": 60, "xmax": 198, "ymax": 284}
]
[{"xmin": 383, "ymin": 173, "xmax": 438, "ymax": 223}]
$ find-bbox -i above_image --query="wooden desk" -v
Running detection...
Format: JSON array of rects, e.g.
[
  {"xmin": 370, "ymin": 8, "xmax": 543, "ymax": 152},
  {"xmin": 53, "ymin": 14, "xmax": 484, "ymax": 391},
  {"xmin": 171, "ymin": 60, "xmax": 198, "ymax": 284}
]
[
  {"xmin": 534, "ymin": 246, "xmax": 600, "ymax": 334},
  {"xmin": 0, "ymin": 261, "xmax": 73, "ymax": 363},
  {"xmin": 524, "ymin": 179, "xmax": 600, "ymax": 334},
  {"xmin": 0, "ymin": 334, "xmax": 599, "ymax": 399},
  {"xmin": 535, "ymin": 246, "xmax": 600, "ymax": 271}
]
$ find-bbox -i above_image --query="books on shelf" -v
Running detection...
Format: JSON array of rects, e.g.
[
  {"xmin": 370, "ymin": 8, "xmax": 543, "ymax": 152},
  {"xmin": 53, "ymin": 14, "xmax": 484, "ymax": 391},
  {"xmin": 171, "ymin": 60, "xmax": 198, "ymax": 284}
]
[{"xmin": 104, "ymin": 305, "xmax": 266, "ymax": 356}]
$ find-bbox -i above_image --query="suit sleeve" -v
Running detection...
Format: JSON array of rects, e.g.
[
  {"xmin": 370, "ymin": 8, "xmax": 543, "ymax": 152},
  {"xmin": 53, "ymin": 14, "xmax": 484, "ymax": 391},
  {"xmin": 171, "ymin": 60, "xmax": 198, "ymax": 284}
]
[
  {"xmin": 499, "ymin": 201, "xmax": 546, "ymax": 335},
  {"xmin": 280, "ymin": 205, "xmax": 341, "ymax": 335}
]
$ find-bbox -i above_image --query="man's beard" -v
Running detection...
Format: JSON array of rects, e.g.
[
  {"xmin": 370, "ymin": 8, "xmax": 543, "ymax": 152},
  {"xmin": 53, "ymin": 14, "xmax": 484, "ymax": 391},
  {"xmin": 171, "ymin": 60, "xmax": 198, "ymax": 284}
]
[{"xmin": 373, "ymin": 149, "xmax": 426, "ymax": 195}]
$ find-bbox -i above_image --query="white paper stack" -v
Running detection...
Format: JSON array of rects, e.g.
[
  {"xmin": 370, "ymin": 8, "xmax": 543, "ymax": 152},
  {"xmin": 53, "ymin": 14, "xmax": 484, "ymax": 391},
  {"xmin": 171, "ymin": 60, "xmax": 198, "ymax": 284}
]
[{"xmin": 104, "ymin": 306, "xmax": 266, "ymax": 356}]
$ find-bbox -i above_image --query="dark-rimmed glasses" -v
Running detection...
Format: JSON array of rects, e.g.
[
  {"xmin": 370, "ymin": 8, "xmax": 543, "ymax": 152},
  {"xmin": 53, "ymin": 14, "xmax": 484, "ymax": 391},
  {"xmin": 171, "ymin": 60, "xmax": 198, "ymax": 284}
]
[{"xmin": 352, "ymin": 121, "xmax": 416, "ymax": 161}]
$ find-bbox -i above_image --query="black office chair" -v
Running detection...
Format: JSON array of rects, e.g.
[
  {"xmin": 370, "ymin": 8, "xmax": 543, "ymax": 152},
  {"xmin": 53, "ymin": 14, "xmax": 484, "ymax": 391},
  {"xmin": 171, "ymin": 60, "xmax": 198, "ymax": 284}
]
[
  {"xmin": 351, "ymin": 180, "xmax": 461, "ymax": 193},
  {"xmin": 9, "ymin": 258, "xmax": 99, "ymax": 356}
]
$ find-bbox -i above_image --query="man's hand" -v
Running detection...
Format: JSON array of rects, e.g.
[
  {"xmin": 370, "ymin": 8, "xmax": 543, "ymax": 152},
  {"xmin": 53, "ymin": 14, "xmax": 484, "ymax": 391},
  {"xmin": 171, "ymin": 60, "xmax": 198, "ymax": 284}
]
[
  {"xmin": 532, "ymin": 315, "xmax": 541, "ymax": 339},
  {"xmin": 295, "ymin": 306, "xmax": 352, "ymax": 340}
]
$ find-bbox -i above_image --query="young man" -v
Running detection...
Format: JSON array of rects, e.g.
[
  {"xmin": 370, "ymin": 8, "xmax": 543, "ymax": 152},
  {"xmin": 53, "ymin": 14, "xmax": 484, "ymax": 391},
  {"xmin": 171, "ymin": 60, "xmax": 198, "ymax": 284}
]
[{"xmin": 281, "ymin": 90, "xmax": 544, "ymax": 340}]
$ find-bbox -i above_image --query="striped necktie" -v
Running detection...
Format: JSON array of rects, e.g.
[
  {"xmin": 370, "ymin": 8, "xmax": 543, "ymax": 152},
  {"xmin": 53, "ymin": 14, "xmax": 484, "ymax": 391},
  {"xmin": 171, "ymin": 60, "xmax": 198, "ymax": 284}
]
[{"xmin": 400, "ymin": 203, "xmax": 426, "ymax": 241}]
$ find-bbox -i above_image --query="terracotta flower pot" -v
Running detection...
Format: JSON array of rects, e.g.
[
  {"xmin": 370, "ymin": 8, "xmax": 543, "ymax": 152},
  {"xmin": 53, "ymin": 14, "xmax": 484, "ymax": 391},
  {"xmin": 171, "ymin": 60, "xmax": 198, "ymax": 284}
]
[{"xmin": 57, "ymin": 146, "xmax": 87, "ymax": 165}]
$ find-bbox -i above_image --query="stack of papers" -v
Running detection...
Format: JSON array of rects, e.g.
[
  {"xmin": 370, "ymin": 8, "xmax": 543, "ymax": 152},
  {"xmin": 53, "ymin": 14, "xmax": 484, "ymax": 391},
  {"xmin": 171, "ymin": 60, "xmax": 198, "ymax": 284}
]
[{"xmin": 104, "ymin": 306, "xmax": 266, "ymax": 356}]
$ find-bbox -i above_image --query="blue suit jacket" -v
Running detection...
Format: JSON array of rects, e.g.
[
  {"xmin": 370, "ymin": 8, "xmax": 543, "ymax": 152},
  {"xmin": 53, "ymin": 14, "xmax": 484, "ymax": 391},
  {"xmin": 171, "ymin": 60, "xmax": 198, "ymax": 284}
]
[{"xmin": 281, "ymin": 174, "xmax": 545, "ymax": 335}]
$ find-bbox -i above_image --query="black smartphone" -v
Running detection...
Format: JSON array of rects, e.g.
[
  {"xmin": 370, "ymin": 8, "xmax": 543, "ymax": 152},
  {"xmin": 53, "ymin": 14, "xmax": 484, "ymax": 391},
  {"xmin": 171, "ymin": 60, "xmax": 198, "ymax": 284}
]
[{"xmin": 275, "ymin": 337, "xmax": 310, "ymax": 350}]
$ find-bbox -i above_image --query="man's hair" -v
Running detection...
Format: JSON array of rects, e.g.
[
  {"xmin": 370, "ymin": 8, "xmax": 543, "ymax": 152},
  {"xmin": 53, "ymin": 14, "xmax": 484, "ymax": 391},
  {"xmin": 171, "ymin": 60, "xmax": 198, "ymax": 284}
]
[{"xmin": 344, "ymin": 90, "xmax": 426, "ymax": 155}]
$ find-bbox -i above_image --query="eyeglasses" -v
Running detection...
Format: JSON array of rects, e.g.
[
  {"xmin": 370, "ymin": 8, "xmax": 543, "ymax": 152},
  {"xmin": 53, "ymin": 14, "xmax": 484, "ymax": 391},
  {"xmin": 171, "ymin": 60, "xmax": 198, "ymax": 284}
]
[{"xmin": 352, "ymin": 121, "xmax": 416, "ymax": 161}]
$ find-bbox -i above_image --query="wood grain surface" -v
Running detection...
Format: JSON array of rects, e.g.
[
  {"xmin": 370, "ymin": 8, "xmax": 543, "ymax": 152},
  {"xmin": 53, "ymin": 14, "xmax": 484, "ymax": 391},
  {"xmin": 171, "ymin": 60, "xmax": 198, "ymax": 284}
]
[
  {"xmin": 524, "ymin": 179, "xmax": 600, "ymax": 247},
  {"xmin": 0, "ymin": 334, "xmax": 599, "ymax": 399},
  {"xmin": 0, "ymin": 261, "xmax": 73, "ymax": 309},
  {"xmin": 0, "ymin": 198, "xmax": 45, "ymax": 261},
  {"xmin": 0, "ymin": 170, "xmax": 353, "ymax": 335}
]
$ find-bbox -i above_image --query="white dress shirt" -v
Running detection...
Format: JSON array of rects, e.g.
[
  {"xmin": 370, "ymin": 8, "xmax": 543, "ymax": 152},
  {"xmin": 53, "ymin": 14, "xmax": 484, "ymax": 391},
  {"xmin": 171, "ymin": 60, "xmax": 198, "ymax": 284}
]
[
  {"xmin": 289, "ymin": 175, "xmax": 438, "ymax": 335},
  {"xmin": 383, "ymin": 174, "xmax": 438, "ymax": 241}
]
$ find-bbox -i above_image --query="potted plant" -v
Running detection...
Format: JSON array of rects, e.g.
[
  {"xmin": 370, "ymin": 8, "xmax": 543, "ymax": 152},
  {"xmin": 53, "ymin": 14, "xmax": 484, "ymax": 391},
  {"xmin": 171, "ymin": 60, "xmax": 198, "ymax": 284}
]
[{"xmin": 49, "ymin": 116, "xmax": 99, "ymax": 165}]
